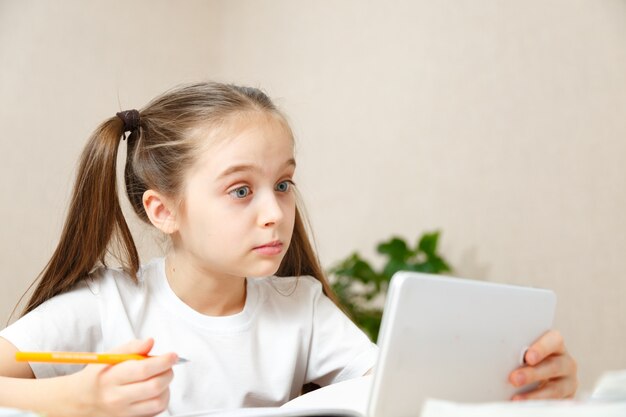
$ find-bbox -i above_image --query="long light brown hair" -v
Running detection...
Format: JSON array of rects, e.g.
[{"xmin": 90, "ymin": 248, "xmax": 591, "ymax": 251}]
[{"xmin": 22, "ymin": 82, "xmax": 337, "ymax": 316}]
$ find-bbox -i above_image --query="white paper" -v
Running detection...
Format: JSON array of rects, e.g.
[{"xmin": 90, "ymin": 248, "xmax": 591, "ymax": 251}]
[
  {"xmin": 0, "ymin": 409, "xmax": 41, "ymax": 417},
  {"xmin": 420, "ymin": 399, "xmax": 626, "ymax": 417}
]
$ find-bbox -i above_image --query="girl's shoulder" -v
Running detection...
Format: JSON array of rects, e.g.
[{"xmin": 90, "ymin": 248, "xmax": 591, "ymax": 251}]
[{"xmin": 84, "ymin": 257, "xmax": 163, "ymax": 296}]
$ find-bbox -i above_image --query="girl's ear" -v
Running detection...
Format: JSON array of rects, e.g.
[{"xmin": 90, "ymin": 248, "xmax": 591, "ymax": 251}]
[{"xmin": 143, "ymin": 190, "xmax": 178, "ymax": 234}]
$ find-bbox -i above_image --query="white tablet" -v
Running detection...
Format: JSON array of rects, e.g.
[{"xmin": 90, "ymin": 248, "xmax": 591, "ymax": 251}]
[{"xmin": 368, "ymin": 271, "xmax": 556, "ymax": 417}]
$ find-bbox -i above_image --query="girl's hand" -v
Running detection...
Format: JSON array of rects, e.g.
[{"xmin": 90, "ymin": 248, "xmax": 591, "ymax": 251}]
[
  {"xmin": 508, "ymin": 330, "xmax": 578, "ymax": 400},
  {"xmin": 71, "ymin": 338, "xmax": 177, "ymax": 417}
]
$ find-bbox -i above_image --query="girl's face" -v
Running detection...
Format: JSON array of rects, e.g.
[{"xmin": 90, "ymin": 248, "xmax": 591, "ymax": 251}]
[{"xmin": 172, "ymin": 112, "xmax": 297, "ymax": 280}]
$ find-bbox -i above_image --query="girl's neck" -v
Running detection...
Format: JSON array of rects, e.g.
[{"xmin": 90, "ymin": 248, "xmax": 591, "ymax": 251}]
[{"xmin": 164, "ymin": 253, "xmax": 246, "ymax": 316}]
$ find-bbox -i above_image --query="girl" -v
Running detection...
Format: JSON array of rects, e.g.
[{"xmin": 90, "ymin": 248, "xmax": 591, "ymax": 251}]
[{"xmin": 0, "ymin": 82, "xmax": 577, "ymax": 417}]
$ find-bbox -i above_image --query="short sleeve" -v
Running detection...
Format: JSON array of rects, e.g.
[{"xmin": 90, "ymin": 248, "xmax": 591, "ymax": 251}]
[
  {"xmin": 0, "ymin": 280, "xmax": 103, "ymax": 378},
  {"xmin": 304, "ymin": 279, "xmax": 378, "ymax": 386}
]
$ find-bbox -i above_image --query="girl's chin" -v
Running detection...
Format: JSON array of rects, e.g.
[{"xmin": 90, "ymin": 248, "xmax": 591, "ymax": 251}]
[{"xmin": 246, "ymin": 261, "xmax": 283, "ymax": 278}]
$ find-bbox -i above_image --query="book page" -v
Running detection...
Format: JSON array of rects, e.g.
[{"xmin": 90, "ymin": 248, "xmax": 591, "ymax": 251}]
[
  {"xmin": 281, "ymin": 375, "xmax": 371, "ymax": 415},
  {"xmin": 171, "ymin": 376, "xmax": 371, "ymax": 417},
  {"xmin": 420, "ymin": 399, "xmax": 626, "ymax": 417},
  {"xmin": 172, "ymin": 408, "xmax": 359, "ymax": 417}
]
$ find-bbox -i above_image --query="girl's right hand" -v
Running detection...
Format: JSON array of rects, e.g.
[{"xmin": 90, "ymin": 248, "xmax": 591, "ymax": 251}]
[{"xmin": 71, "ymin": 338, "xmax": 177, "ymax": 417}]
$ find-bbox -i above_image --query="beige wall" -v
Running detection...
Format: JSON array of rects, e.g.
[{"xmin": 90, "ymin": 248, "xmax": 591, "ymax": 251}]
[{"xmin": 1, "ymin": 0, "xmax": 625, "ymax": 394}]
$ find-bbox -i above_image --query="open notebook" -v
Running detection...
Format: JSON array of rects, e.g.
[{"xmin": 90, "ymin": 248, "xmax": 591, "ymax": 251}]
[{"xmin": 174, "ymin": 271, "xmax": 557, "ymax": 417}]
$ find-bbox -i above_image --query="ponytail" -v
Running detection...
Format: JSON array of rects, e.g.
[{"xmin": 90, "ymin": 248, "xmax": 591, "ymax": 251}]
[{"xmin": 21, "ymin": 118, "xmax": 139, "ymax": 316}]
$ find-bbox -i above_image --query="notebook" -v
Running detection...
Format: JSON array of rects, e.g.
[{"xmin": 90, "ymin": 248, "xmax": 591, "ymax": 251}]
[{"xmin": 175, "ymin": 271, "xmax": 557, "ymax": 417}]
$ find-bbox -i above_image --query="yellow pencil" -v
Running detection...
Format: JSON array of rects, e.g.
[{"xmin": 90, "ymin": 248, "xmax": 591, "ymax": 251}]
[{"xmin": 15, "ymin": 351, "xmax": 189, "ymax": 365}]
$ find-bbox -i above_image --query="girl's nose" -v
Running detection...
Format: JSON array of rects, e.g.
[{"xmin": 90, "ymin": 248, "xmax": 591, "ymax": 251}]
[{"xmin": 257, "ymin": 192, "xmax": 284, "ymax": 227}]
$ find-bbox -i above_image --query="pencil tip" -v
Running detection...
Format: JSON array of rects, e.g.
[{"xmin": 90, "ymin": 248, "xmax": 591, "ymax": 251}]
[{"xmin": 177, "ymin": 357, "xmax": 190, "ymax": 364}]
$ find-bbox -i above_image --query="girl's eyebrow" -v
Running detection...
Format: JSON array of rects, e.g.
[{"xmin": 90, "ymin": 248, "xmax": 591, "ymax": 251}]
[{"xmin": 217, "ymin": 158, "xmax": 296, "ymax": 180}]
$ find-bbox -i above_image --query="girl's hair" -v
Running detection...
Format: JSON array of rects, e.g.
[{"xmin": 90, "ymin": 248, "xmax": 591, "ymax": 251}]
[{"xmin": 21, "ymin": 82, "xmax": 337, "ymax": 316}]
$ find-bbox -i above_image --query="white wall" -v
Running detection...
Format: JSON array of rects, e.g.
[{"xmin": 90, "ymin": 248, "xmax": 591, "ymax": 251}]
[{"xmin": 1, "ymin": 0, "xmax": 625, "ymax": 393}]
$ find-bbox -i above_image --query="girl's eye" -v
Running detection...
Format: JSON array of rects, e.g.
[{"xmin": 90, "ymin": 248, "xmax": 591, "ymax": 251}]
[
  {"xmin": 275, "ymin": 180, "xmax": 293, "ymax": 193},
  {"xmin": 229, "ymin": 186, "xmax": 251, "ymax": 199}
]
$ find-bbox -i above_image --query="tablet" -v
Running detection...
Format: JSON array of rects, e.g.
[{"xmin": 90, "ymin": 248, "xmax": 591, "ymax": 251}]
[{"xmin": 368, "ymin": 271, "xmax": 556, "ymax": 417}]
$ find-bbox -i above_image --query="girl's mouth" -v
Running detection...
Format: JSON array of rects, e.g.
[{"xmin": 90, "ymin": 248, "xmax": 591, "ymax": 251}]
[{"xmin": 253, "ymin": 241, "xmax": 283, "ymax": 255}]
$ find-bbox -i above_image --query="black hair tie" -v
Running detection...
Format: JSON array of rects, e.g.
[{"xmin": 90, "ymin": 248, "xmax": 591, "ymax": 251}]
[{"xmin": 116, "ymin": 109, "xmax": 141, "ymax": 134}]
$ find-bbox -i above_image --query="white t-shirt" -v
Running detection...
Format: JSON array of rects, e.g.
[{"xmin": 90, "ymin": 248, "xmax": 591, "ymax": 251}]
[{"xmin": 0, "ymin": 258, "xmax": 378, "ymax": 415}]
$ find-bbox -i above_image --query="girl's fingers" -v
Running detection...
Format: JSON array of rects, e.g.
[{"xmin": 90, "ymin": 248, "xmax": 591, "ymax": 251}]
[
  {"xmin": 510, "ymin": 354, "xmax": 576, "ymax": 387},
  {"xmin": 513, "ymin": 376, "xmax": 578, "ymax": 400},
  {"xmin": 96, "ymin": 367, "xmax": 174, "ymax": 416},
  {"xmin": 114, "ymin": 368, "xmax": 175, "ymax": 403},
  {"xmin": 508, "ymin": 329, "xmax": 579, "ymax": 400},
  {"xmin": 78, "ymin": 339, "xmax": 177, "ymax": 416},
  {"xmin": 525, "ymin": 330, "xmax": 565, "ymax": 365},
  {"xmin": 125, "ymin": 389, "xmax": 171, "ymax": 417},
  {"xmin": 107, "ymin": 353, "xmax": 178, "ymax": 386}
]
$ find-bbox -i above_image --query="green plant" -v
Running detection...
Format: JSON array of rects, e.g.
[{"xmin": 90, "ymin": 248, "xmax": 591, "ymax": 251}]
[{"xmin": 329, "ymin": 231, "xmax": 452, "ymax": 341}]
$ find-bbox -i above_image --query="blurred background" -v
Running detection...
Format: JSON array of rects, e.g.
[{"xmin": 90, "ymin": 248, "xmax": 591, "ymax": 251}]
[{"xmin": 1, "ymin": 0, "xmax": 625, "ymax": 394}]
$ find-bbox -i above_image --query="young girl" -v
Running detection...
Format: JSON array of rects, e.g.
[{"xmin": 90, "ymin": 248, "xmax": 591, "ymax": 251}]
[{"xmin": 0, "ymin": 82, "xmax": 577, "ymax": 417}]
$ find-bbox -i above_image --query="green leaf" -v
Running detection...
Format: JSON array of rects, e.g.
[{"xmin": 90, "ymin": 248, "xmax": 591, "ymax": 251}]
[
  {"xmin": 382, "ymin": 258, "xmax": 410, "ymax": 280},
  {"xmin": 428, "ymin": 255, "xmax": 452, "ymax": 273},
  {"xmin": 417, "ymin": 231, "xmax": 440, "ymax": 257},
  {"xmin": 407, "ymin": 262, "xmax": 430, "ymax": 273},
  {"xmin": 331, "ymin": 253, "xmax": 379, "ymax": 284},
  {"xmin": 377, "ymin": 237, "xmax": 412, "ymax": 262},
  {"xmin": 351, "ymin": 259, "xmax": 379, "ymax": 284}
]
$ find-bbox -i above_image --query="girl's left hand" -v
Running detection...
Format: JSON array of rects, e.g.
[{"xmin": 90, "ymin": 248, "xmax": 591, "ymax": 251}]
[{"xmin": 508, "ymin": 330, "xmax": 578, "ymax": 400}]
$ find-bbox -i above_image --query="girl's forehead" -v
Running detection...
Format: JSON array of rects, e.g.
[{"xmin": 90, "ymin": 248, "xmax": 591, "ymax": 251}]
[{"xmin": 193, "ymin": 112, "xmax": 295, "ymax": 176}]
